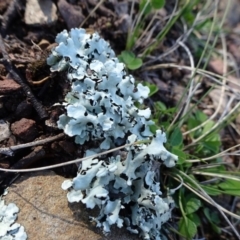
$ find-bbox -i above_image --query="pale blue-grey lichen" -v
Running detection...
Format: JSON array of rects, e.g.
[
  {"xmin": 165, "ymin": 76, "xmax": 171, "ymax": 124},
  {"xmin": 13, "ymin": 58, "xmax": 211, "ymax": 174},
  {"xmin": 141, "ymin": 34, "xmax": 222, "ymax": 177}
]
[
  {"xmin": 47, "ymin": 28, "xmax": 152, "ymax": 149},
  {"xmin": 0, "ymin": 194, "xmax": 27, "ymax": 240},
  {"xmin": 48, "ymin": 28, "xmax": 178, "ymax": 240}
]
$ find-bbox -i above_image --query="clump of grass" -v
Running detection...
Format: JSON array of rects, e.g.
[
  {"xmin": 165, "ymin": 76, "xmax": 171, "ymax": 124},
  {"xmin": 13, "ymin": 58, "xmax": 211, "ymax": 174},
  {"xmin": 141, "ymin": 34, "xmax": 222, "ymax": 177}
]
[
  {"xmin": 127, "ymin": 0, "xmax": 240, "ymax": 239},
  {"xmin": 117, "ymin": 0, "xmax": 240, "ymax": 238}
]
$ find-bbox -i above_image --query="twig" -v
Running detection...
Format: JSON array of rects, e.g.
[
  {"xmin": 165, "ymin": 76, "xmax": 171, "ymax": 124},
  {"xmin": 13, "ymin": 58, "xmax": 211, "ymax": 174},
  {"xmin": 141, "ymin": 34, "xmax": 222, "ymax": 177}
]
[
  {"xmin": 0, "ymin": 133, "xmax": 64, "ymax": 156},
  {"xmin": 0, "ymin": 33, "xmax": 48, "ymax": 119},
  {"xmin": 0, "ymin": 146, "xmax": 45, "ymax": 182},
  {"xmin": 0, "ymin": 140, "xmax": 145, "ymax": 172}
]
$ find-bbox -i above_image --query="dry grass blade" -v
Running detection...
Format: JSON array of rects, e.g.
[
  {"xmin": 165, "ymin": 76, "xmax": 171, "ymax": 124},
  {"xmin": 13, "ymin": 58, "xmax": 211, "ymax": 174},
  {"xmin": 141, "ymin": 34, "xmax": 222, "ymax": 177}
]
[
  {"xmin": 0, "ymin": 133, "xmax": 64, "ymax": 156},
  {"xmin": 0, "ymin": 140, "xmax": 147, "ymax": 172},
  {"xmin": 176, "ymin": 171, "xmax": 240, "ymax": 238}
]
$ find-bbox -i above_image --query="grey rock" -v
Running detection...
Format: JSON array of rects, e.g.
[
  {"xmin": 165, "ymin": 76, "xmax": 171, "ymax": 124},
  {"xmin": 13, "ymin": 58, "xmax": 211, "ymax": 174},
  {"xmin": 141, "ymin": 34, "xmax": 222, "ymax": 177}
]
[
  {"xmin": 0, "ymin": 120, "xmax": 11, "ymax": 142},
  {"xmin": 24, "ymin": 0, "xmax": 58, "ymax": 26}
]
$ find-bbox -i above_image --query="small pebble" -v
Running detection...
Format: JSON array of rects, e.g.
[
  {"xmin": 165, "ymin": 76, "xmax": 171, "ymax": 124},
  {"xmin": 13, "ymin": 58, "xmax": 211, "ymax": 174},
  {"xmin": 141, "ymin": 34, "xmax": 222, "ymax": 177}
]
[
  {"xmin": 11, "ymin": 118, "xmax": 38, "ymax": 142},
  {"xmin": 0, "ymin": 120, "xmax": 11, "ymax": 142},
  {"xmin": 24, "ymin": 0, "xmax": 58, "ymax": 26},
  {"xmin": 0, "ymin": 79, "xmax": 21, "ymax": 94}
]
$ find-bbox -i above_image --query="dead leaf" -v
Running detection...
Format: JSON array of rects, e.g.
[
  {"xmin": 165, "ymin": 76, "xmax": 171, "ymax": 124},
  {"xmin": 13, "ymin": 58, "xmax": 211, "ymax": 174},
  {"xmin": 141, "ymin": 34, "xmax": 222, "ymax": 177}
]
[{"xmin": 209, "ymin": 89, "xmax": 228, "ymax": 114}]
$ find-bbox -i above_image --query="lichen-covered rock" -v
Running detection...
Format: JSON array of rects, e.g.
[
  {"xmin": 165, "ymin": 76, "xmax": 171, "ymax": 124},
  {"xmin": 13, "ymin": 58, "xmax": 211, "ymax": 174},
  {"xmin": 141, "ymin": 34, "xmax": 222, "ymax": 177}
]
[
  {"xmin": 0, "ymin": 193, "xmax": 27, "ymax": 240},
  {"xmin": 3, "ymin": 171, "xmax": 140, "ymax": 240},
  {"xmin": 48, "ymin": 28, "xmax": 178, "ymax": 240},
  {"xmin": 0, "ymin": 120, "xmax": 11, "ymax": 142},
  {"xmin": 62, "ymin": 130, "xmax": 177, "ymax": 240}
]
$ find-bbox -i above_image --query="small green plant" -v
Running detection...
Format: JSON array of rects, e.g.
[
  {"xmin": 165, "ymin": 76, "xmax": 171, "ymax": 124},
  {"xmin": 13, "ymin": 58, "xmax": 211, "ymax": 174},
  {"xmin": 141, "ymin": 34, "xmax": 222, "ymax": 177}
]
[
  {"xmin": 119, "ymin": 0, "xmax": 169, "ymax": 69},
  {"xmin": 118, "ymin": 50, "xmax": 143, "ymax": 70},
  {"xmin": 147, "ymin": 85, "xmax": 240, "ymax": 239},
  {"xmin": 133, "ymin": 0, "xmax": 240, "ymax": 237},
  {"xmin": 126, "ymin": 0, "xmax": 166, "ymax": 51}
]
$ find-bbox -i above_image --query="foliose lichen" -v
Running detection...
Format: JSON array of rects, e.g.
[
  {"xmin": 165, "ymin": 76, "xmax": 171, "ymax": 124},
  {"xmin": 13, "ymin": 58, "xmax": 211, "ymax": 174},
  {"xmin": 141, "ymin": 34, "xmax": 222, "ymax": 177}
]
[
  {"xmin": 47, "ymin": 28, "xmax": 152, "ymax": 149},
  {"xmin": 0, "ymin": 194, "xmax": 27, "ymax": 240},
  {"xmin": 48, "ymin": 28, "xmax": 178, "ymax": 240}
]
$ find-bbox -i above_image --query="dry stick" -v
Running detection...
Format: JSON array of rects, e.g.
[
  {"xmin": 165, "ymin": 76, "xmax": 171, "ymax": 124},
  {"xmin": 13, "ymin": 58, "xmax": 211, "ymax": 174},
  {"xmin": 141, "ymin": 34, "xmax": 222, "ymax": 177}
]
[
  {"xmin": 0, "ymin": 133, "xmax": 64, "ymax": 156},
  {"xmin": 0, "ymin": 140, "xmax": 147, "ymax": 173},
  {"xmin": 0, "ymin": 146, "xmax": 45, "ymax": 182},
  {"xmin": 0, "ymin": 34, "xmax": 48, "ymax": 120}
]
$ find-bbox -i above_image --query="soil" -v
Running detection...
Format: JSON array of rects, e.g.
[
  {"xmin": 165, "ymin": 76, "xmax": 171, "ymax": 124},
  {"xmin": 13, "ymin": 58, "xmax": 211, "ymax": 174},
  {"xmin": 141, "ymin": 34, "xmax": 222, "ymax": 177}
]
[{"xmin": 0, "ymin": 1, "xmax": 239, "ymax": 240}]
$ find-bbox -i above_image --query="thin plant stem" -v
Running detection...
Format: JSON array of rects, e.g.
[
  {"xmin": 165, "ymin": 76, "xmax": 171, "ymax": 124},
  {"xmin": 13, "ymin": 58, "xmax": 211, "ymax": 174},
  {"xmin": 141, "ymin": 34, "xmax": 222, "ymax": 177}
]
[
  {"xmin": 0, "ymin": 140, "xmax": 149, "ymax": 173},
  {"xmin": 79, "ymin": 0, "xmax": 105, "ymax": 28},
  {"xmin": 176, "ymin": 171, "xmax": 240, "ymax": 238},
  {"xmin": 186, "ymin": 142, "xmax": 240, "ymax": 162}
]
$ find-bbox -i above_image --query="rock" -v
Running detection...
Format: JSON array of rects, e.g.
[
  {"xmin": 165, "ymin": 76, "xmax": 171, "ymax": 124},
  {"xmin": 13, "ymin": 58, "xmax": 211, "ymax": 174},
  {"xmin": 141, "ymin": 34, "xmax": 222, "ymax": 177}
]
[
  {"xmin": 0, "ymin": 79, "xmax": 21, "ymax": 94},
  {"xmin": 11, "ymin": 118, "xmax": 38, "ymax": 142},
  {"xmin": 0, "ymin": 193, "xmax": 27, "ymax": 240},
  {"xmin": 0, "ymin": 102, "xmax": 6, "ymax": 118},
  {"xmin": 58, "ymin": 140, "xmax": 78, "ymax": 154},
  {"xmin": 3, "ymin": 171, "xmax": 140, "ymax": 240},
  {"xmin": 24, "ymin": 0, "xmax": 58, "ymax": 26},
  {"xmin": 15, "ymin": 101, "xmax": 33, "ymax": 119},
  {"xmin": 57, "ymin": 0, "xmax": 84, "ymax": 29},
  {"xmin": 0, "ymin": 120, "xmax": 11, "ymax": 142}
]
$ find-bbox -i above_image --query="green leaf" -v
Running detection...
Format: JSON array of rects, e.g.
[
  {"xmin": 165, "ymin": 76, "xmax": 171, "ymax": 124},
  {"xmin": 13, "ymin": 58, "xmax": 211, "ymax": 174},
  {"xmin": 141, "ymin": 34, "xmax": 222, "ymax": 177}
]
[
  {"xmin": 195, "ymin": 110, "xmax": 208, "ymax": 122},
  {"xmin": 142, "ymin": 82, "xmax": 158, "ymax": 97},
  {"xmin": 188, "ymin": 213, "xmax": 201, "ymax": 227},
  {"xmin": 179, "ymin": 217, "xmax": 197, "ymax": 239},
  {"xmin": 119, "ymin": 50, "xmax": 134, "ymax": 64},
  {"xmin": 205, "ymin": 132, "xmax": 221, "ymax": 142},
  {"xmin": 201, "ymin": 185, "xmax": 222, "ymax": 196},
  {"xmin": 161, "ymin": 121, "xmax": 170, "ymax": 129},
  {"xmin": 187, "ymin": 117, "xmax": 200, "ymax": 138},
  {"xmin": 151, "ymin": 0, "xmax": 165, "ymax": 9},
  {"xmin": 139, "ymin": 0, "xmax": 152, "ymax": 16},
  {"xmin": 149, "ymin": 124, "xmax": 158, "ymax": 134},
  {"xmin": 128, "ymin": 58, "xmax": 142, "ymax": 70},
  {"xmin": 203, "ymin": 208, "xmax": 221, "ymax": 234},
  {"xmin": 202, "ymin": 179, "xmax": 240, "ymax": 197},
  {"xmin": 155, "ymin": 101, "xmax": 167, "ymax": 111},
  {"xmin": 200, "ymin": 165, "xmax": 226, "ymax": 173},
  {"xmin": 119, "ymin": 51, "xmax": 142, "ymax": 70},
  {"xmin": 182, "ymin": 0, "xmax": 201, "ymax": 24},
  {"xmin": 202, "ymin": 120, "xmax": 215, "ymax": 134},
  {"xmin": 198, "ymin": 139, "xmax": 221, "ymax": 155},
  {"xmin": 211, "ymin": 223, "xmax": 221, "ymax": 234},
  {"xmin": 203, "ymin": 207, "xmax": 211, "ymax": 220},
  {"xmin": 169, "ymin": 127, "xmax": 183, "ymax": 146},
  {"xmin": 172, "ymin": 146, "xmax": 186, "ymax": 165},
  {"xmin": 210, "ymin": 211, "xmax": 220, "ymax": 225},
  {"xmin": 218, "ymin": 179, "xmax": 240, "ymax": 196},
  {"xmin": 185, "ymin": 198, "xmax": 201, "ymax": 214}
]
